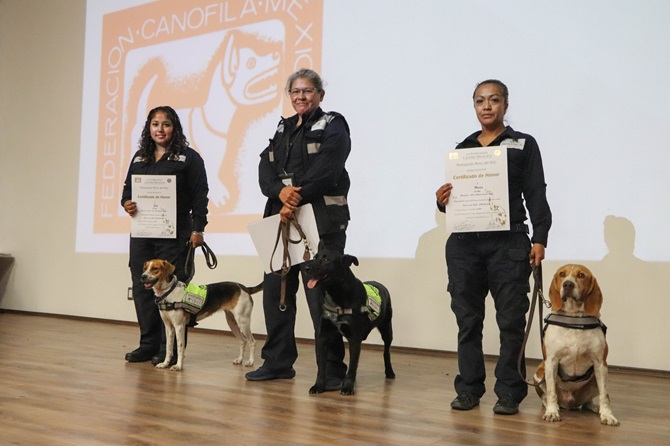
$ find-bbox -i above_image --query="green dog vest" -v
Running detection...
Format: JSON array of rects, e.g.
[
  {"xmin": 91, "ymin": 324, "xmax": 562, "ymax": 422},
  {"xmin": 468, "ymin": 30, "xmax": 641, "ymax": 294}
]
[
  {"xmin": 181, "ymin": 283, "xmax": 207, "ymax": 314},
  {"xmin": 364, "ymin": 283, "xmax": 382, "ymax": 318}
]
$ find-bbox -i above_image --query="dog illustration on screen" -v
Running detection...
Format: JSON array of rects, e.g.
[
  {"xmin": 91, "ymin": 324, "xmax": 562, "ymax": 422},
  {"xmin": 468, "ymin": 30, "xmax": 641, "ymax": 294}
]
[{"xmin": 125, "ymin": 28, "xmax": 283, "ymax": 214}]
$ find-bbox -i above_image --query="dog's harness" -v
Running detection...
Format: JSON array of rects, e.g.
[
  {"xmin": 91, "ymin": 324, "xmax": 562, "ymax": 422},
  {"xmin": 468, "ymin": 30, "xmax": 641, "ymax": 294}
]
[
  {"xmin": 322, "ymin": 284, "xmax": 382, "ymax": 322},
  {"xmin": 543, "ymin": 313, "xmax": 607, "ymax": 334},
  {"xmin": 154, "ymin": 277, "xmax": 179, "ymax": 306},
  {"xmin": 155, "ymin": 277, "xmax": 208, "ymax": 315},
  {"xmin": 542, "ymin": 313, "xmax": 607, "ymax": 383}
]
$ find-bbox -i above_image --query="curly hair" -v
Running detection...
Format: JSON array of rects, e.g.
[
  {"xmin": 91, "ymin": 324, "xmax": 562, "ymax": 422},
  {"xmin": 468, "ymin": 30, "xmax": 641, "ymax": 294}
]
[{"xmin": 137, "ymin": 106, "xmax": 190, "ymax": 160}]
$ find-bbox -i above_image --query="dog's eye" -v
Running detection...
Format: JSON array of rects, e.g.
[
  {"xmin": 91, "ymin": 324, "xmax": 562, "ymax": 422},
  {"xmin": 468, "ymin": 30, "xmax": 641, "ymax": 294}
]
[
  {"xmin": 559, "ymin": 271, "xmax": 566, "ymax": 277},
  {"xmin": 577, "ymin": 272, "xmax": 585, "ymax": 279}
]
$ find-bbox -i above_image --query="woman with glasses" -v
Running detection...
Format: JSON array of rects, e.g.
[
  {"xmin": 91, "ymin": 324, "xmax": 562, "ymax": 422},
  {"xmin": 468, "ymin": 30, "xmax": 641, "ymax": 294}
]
[{"xmin": 245, "ymin": 69, "xmax": 350, "ymax": 390}]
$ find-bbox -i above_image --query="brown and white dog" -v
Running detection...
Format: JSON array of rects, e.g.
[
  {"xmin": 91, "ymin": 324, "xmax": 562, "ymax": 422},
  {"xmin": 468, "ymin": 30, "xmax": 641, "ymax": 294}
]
[
  {"xmin": 533, "ymin": 264, "xmax": 619, "ymax": 426},
  {"xmin": 141, "ymin": 259, "xmax": 262, "ymax": 371}
]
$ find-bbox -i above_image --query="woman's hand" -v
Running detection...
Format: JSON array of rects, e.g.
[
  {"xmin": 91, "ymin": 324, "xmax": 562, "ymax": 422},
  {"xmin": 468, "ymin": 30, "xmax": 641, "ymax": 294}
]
[
  {"xmin": 436, "ymin": 183, "xmax": 453, "ymax": 206},
  {"xmin": 123, "ymin": 200, "xmax": 138, "ymax": 217},
  {"xmin": 190, "ymin": 232, "xmax": 204, "ymax": 248},
  {"xmin": 279, "ymin": 204, "xmax": 294, "ymax": 222},
  {"xmin": 529, "ymin": 243, "xmax": 545, "ymax": 268},
  {"xmin": 279, "ymin": 186, "xmax": 302, "ymax": 210}
]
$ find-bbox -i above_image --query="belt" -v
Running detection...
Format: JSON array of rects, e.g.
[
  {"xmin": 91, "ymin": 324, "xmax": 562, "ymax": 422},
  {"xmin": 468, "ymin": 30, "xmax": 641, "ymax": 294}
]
[{"xmin": 457, "ymin": 223, "xmax": 528, "ymax": 239}]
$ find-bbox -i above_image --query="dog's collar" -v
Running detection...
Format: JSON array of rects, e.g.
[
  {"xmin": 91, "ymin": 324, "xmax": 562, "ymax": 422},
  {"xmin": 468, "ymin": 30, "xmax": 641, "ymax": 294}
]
[
  {"xmin": 154, "ymin": 277, "xmax": 179, "ymax": 304},
  {"xmin": 544, "ymin": 313, "xmax": 607, "ymax": 334}
]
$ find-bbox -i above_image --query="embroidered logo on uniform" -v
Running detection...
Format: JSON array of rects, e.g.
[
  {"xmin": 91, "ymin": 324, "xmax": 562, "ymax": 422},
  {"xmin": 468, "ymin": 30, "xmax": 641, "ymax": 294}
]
[{"xmin": 501, "ymin": 138, "xmax": 526, "ymax": 150}]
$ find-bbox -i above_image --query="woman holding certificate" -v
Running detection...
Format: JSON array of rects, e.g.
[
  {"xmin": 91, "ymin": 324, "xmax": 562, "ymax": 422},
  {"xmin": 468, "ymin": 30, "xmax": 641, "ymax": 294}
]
[
  {"xmin": 245, "ymin": 68, "xmax": 350, "ymax": 387},
  {"xmin": 121, "ymin": 106, "xmax": 209, "ymax": 365},
  {"xmin": 435, "ymin": 80, "xmax": 552, "ymax": 415}
]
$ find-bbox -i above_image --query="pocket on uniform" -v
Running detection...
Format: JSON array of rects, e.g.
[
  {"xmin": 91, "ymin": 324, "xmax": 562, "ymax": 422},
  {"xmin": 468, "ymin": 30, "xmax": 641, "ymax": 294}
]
[{"xmin": 508, "ymin": 248, "xmax": 528, "ymax": 262}]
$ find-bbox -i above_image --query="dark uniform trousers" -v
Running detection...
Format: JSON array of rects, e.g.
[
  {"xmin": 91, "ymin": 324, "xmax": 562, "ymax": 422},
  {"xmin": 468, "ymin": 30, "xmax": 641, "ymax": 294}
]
[
  {"xmin": 446, "ymin": 229, "xmax": 532, "ymax": 402},
  {"xmin": 129, "ymin": 236, "xmax": 191, "ymax": 354},
  {"xmin": 260, "ymin": 231, "xmax": 347, "ymax": 379}
]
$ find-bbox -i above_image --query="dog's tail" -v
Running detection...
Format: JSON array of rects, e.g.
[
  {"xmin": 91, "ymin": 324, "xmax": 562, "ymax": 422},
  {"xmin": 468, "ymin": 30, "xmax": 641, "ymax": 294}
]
[{"xmin": 243, "ymin": 282, "xmax": 263, "ymax": 295}]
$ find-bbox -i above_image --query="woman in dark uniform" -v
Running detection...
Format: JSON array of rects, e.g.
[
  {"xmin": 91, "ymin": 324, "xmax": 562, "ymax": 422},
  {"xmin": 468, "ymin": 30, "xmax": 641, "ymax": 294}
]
[
  {"xmin": 436, "ymin": 80, "xmax": 552, "ymax": 415},
  {"xmin": 121, "ymin": 105, "xmax": 209, "ymax": 365}
]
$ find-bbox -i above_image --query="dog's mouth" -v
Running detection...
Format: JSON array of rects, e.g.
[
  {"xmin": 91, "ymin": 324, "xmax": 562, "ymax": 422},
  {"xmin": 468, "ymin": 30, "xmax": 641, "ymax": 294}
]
[
  {"xmin": 142, "ymin": 277, "xmax": 158, "ymax": 289},
  {"xmin": 307, "ymin": 278, "xmax": 320, "ymax": 289}
]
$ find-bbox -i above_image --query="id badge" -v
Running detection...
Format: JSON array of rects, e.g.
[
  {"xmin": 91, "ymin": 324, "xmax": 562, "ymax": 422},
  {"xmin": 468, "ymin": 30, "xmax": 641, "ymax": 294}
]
[{"xmin": 279, "ymin": 172, "xmax": 295, "ymax": 187}]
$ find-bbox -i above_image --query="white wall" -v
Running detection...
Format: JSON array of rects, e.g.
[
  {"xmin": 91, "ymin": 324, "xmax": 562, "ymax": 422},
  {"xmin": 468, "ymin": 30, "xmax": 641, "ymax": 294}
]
[{"xmin": 1, "ymin": 0, "xmax": 668, "ymax": 372}]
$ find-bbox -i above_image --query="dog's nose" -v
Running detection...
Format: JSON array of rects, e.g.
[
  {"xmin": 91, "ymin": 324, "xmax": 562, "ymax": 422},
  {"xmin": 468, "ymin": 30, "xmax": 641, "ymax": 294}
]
[{"xmin": 563, "ymin": 280, "xmax": 575, "ymax": 292}]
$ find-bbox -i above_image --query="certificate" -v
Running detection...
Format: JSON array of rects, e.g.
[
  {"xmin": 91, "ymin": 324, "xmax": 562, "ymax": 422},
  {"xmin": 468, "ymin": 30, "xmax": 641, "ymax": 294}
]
[
  {"xmin": 444, "ymin": 146, "xmax": 509, "ymax": 233},
  {"xmin": 131, "ymin": 175, "xmax": 177, "ymax": 238},
  {"xmin": 247, "ymin": 204, "xmax": 320, "ymax": 274}
]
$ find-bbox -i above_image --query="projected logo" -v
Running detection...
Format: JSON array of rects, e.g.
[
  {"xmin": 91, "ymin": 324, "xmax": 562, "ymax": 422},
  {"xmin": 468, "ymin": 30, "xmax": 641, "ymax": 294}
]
[{"xmin": 94, "ymin": 0, "xmax": 323, "ymax": 235}]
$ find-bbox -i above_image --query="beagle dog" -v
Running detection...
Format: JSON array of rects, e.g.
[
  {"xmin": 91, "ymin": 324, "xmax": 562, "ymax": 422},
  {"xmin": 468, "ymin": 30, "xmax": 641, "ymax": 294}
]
[
  {"xmin": 533, "ymin": 264, "xmax": 619, "ymax": 426},
  {"xmin": 141, "ymin": 259, "xmax": 261, "ymax": 371}
]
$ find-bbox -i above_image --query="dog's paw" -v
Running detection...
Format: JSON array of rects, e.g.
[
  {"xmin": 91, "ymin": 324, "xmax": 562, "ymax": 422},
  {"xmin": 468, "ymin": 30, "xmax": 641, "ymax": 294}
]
[
  {"xmin": 155, "ymin": 362, "xmax": 169, "ymax": 369},
  {"xmin": 232, "ymin": 357, "xmax": 243, "ymax": 365},
  {"xmin": 543, "ymin": 408, "xmax": 561, "ymax": 422},
  {"xmin": 243, "ymin": 359, "xmax": 254, "ymax": 367},
  {"xmin": 385, "ymin": 369, "xmax": 396, "ymax": 379},
  {"xmin": 600, "ymin": 411, "xmax": 619, "ymax": 426},
  {"xmin": 309, "ymin": 385, "xmax": 325, "ymax": 394},
  {"xmin": 169, "ymin": 364, "xmax": 183, "ymax": 372},
  {"xmin": 340, "ymin": 386, "xmax": 356, "ymax": 396}
]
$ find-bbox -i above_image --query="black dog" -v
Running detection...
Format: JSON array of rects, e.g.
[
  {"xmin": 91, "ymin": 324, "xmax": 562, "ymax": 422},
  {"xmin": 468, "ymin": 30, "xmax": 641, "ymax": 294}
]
[{"xmin": 305, "ymin": 246, "xmax": 395, "ymax": 395}]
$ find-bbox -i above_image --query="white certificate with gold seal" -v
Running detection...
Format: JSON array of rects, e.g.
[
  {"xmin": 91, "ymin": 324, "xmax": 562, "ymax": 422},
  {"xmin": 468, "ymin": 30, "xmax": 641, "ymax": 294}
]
[
  {"xmin": 131, "ymin": 174, "xmax": 177, "ymax": 238},
  {"xmin": 444, "ymin": 146, "xmax": 509, "ymax": 233}
]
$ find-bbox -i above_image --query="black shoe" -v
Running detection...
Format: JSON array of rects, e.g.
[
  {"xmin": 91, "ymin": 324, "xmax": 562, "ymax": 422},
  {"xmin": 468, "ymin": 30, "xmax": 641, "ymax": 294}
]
[
  {"xmin": 324, "ymin": 377, "xmax": 344, "ymax": 392},
  {"xmin": 151, "ymin": 353, "xmax": 177, "ymax": 366},
  {"xmin": 245, "ymin": 366, "xmax": 296, "ymax": 381},
  {"xmin": 493, "ymin": 395, "xmax": 519, "ymax": 415},
  {"xmin": 125, "ymin": 348, "xmax": 156, "ymax": 363},
  {"xmin": 450, "ymin": 392, "xmax": 480, "ymax": 410}
]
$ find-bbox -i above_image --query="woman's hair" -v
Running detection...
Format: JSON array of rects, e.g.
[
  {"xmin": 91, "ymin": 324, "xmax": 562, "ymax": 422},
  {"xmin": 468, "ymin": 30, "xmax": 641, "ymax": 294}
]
[
  {"xmin": 473, "ymin": 79, "xmax": 509, "ymax": 105},
  {"xmin": 285, "ymin": 68, "xmax": 324, "ymax": 93},
  {"xmin": 138, "ymin": 105, "xmax": 189, "ymax": 160}
]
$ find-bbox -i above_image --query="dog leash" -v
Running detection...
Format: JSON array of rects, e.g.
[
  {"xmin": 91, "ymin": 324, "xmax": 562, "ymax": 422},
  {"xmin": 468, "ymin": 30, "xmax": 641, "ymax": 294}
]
[
  {"xmin": 183, "ymin": 240, "xmax": 217, "ymax": 285},
  {"xmin": 269, "ymin": 214, "xmax": 312, "ymax": 311},
  {"xmin": 518, "ymin": 263, "xmax": 551, "ymax": 387}
]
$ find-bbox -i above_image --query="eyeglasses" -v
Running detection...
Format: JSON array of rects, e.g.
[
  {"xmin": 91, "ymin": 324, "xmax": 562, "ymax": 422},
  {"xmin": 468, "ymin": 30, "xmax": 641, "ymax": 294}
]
[{"xmin": 288, "ymin": 88, "xmax": 317, "ymax": 97}]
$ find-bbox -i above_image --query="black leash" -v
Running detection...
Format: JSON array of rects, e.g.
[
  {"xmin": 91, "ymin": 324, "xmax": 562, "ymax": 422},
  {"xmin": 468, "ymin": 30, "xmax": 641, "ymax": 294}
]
[
  {"xmin": 183, "ymin": 240, "xmax": 217, "ymax": 285},
  {"xmin": 518, "ymin": 263, "xmax": 551, "ymax": 386},
  {"xmin": 269, "ymin": 214, "xmax": 312, "ymax": 311}
]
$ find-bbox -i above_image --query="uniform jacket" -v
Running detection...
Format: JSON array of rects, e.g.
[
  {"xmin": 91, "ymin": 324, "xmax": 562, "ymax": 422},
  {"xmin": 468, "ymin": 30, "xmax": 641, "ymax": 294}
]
[{"xmin": 258, "ymin": 107, "xmax": 351, "ymax": 235}]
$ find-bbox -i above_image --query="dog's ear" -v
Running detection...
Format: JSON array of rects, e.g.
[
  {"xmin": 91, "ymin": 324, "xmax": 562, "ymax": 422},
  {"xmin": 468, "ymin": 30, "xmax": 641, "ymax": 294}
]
[
  {"xmin": 165, "ymin": 260, "xmax": 176, "ymax": 277},
  {"xmin": 583, "ymin": 273, "xmax": 603, "ymax": 316},
  {"xmin": 549, "ymin": 267, "xmax": 565, "ymax": 311},
  {"xmin": 318, "ymin": 240, "xmax": 325, "ymax": 252},
  {"xmin": 343, "ymin": 254, "xmax": 359, "ymax": 267}
]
